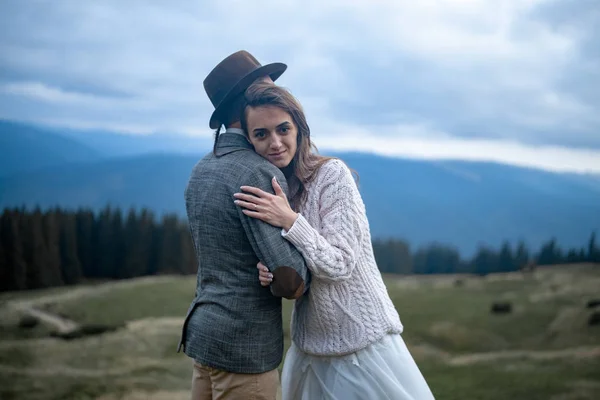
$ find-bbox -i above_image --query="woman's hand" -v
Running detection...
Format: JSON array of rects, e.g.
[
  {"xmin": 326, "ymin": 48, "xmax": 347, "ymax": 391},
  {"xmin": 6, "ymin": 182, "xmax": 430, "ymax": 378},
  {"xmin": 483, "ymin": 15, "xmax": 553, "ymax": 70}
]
[
  {"xmin": 234, "ymin": 177, "xmax": 298, "ymax": 230},
  {"xmin": 257, "ymin": 262, "xmax": 273, "ymax": 287}
]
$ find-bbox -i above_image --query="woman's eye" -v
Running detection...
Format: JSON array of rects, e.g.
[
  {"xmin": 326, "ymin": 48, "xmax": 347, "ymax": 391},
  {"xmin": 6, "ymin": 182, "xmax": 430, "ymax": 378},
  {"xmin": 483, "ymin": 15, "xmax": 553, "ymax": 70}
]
[{"xmin": 280, "ymin": 127, "xmax": 289, "ymax": 133}]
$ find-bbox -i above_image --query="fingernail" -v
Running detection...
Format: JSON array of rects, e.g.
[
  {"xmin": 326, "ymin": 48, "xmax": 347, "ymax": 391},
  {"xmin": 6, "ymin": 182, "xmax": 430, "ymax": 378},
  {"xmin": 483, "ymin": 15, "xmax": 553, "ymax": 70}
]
[{"xmin": 268, "ymin": 274, "xmax": 273, "ymax": 279}]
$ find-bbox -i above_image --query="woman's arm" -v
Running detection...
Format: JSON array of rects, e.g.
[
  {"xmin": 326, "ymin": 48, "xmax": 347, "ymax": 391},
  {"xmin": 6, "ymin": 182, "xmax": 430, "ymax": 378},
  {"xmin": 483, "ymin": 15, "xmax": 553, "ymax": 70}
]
[
  {"xmin": 234, "ymin": 159, "xmax": 364, "ymax": 283},
  {"xmin": 281, "ymin": 160, "xmax": 363, "ymax": 282}
]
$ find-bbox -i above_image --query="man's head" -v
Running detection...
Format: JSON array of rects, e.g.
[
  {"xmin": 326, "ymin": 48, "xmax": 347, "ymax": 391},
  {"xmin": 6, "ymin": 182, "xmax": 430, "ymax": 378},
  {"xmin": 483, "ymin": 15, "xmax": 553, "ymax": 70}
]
[
  {"xmin": 203, "ymin": 50, "xmax": 286, "ymax": 130},
  {"xmin": 219, "ymin": 76, "xmax": 274, "ymax": 129}
]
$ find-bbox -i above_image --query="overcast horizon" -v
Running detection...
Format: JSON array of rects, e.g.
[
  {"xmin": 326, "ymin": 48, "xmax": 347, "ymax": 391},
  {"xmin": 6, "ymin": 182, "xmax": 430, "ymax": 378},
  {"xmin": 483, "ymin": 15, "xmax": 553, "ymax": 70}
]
[{"xmin": 1, "ymin": 0, "xmax": 599, "ymax": 173}]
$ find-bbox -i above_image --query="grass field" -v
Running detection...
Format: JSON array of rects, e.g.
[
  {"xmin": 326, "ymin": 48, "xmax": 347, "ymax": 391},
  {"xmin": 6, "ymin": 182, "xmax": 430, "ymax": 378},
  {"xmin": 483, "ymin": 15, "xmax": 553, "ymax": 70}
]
[{"xmin": 1, "ymin": 264, "xmax": 599, "ymax": 399}]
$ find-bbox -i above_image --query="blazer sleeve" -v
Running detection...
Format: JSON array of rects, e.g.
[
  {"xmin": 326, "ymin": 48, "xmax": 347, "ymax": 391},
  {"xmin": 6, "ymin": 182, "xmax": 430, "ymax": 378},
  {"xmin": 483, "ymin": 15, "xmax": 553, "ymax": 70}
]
[{"xmin": 238, "ymin": 166, "xmax": 311, "ymax": 299}]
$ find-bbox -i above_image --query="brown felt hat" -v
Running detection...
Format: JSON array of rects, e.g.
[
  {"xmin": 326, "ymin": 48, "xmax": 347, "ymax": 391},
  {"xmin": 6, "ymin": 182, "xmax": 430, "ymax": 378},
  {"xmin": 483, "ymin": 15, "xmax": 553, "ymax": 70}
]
[{"xmin": 204, "ymin": 50, "xmax": 287, "ymax": 129}]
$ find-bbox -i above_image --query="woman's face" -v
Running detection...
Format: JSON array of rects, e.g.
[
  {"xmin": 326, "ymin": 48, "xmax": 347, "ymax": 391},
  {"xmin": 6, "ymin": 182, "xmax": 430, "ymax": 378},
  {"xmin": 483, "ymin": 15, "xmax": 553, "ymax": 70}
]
[{"xmin": 245, "ymin": 105, "xmax": 298, "ymax": 169}]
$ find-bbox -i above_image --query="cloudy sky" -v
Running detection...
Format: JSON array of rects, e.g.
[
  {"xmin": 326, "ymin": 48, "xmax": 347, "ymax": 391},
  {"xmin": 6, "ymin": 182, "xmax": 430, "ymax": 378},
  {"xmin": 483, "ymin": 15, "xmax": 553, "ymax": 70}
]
[{"xmin": 1, "ymin": 0, "xmax": 599, "ymax": 173}]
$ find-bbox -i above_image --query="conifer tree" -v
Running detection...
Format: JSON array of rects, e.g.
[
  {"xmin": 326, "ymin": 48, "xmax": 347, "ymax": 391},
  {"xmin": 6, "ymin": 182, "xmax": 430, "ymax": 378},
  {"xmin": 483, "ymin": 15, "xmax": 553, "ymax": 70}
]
[
  {"xmin": 59, "ymin": 212, "xmax": 83, "ymax": 284},
  {"xmin": 0, "ymin": 210, "xmax": 27, "ymax": 291},
  {"xmin": 76, "ymin": 209, "xmax": 95, "ymax": 277}
]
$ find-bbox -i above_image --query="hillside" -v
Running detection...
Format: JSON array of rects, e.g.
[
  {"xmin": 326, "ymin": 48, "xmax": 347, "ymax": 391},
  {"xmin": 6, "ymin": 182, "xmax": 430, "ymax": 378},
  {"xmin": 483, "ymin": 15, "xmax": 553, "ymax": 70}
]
[
  {"xmin": 1, "ymin": 120, "xmax": 599, "ymax": 254},
  {"xmin": 0, "ymin": 120, "xmax": 103, "ymax": 176},
  {"xmin": 56, "ymin": 127, "xmax": 214, "ymax": 157},
  {"xmin": 337, "ymin": 152, "xmax": 600, "ymax": 253},
  {"xmin": 0, "ymin": 153, "xmax": 196, "ymax": 217},
  {"xmin": 1, "ymin": 149, "xmax": 599, "ymax": 254},
  {"xmin": 1, "ymin": 265, "xmax": 599, "ymax": 399}
]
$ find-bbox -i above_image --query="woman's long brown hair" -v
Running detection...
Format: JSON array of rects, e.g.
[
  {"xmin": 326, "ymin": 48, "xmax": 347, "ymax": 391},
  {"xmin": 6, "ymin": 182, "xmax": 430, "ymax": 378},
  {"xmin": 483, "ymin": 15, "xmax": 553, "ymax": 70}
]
[{"xmin": 241, "ymin": 82, "xmax": 357, "ymax": 211}]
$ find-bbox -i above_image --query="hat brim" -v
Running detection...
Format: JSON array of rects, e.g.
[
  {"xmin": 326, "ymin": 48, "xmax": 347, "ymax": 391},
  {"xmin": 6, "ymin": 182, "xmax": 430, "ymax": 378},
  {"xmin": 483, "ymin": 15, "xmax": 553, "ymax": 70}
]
[{"xmin": 209, "ymin": 62, "xmax": 287, "ymax": 129}]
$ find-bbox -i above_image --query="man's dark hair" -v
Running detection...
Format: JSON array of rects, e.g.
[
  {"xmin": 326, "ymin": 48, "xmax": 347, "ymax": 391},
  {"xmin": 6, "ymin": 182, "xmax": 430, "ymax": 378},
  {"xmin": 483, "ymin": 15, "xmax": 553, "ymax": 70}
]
[{"xmin": 212, "ymin": 93, "xmax": 248, "ymax": 155}]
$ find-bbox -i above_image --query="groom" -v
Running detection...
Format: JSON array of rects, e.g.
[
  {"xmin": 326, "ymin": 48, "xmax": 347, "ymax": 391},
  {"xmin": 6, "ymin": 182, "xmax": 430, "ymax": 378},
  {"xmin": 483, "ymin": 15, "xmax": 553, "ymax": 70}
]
[{"xmin": 178, "ymin": 50, "xmax": 311, "ymax": 400}]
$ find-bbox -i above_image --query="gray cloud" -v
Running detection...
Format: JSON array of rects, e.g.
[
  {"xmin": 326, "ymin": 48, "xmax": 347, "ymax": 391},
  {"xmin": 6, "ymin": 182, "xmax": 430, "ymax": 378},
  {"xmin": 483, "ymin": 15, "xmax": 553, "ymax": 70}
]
[
  {"xmin": 1, "ymin": 0, "xmax": 599, "ymax": 151},
  {"xmin": 532, "ymin": 0, "xmax": 600, "ymax": 113}
]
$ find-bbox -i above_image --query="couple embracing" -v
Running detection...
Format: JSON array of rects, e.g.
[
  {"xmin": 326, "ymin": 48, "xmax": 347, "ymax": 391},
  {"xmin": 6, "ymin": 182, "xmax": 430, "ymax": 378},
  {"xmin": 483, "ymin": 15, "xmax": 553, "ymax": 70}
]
[{"xmin": 178, "ymin": 50, "xmax": 434, "ymax": 400}]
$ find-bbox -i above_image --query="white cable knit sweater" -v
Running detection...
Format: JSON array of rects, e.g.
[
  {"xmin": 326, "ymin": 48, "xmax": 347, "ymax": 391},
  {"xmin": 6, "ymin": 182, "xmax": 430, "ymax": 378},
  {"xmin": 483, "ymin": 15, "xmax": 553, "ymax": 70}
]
[{"xmin": 282, "ymin": 159, "xmax": 403, "ymax": 356}]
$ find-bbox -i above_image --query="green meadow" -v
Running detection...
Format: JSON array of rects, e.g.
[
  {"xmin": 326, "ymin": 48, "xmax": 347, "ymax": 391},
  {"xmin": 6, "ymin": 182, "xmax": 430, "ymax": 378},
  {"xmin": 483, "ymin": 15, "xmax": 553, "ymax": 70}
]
[{"xmin": 1, "ymin": 264, "xmax": 599, "ymax": 400}]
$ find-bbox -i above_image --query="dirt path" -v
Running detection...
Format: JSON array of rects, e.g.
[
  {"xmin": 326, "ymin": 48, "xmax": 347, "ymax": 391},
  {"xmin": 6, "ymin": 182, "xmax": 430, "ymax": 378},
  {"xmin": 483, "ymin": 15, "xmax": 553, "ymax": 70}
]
[
  {"xmin": 0, "ymin": 359, "xmax": 165, "ymax": 377},
  {"xmin": 409, "ymin": 342, "xmax": 600, "ymax": 366},
  {"xmin": 95, "ymin": 390, "xmax": 190, "ymax": 400},
  {"xmin": 448, "ymin": 346, "xmax": 600, "ymax": 366},
  {"xmin": 4, "ymin": 276, "xmax": 186, "ymax": 335},
  {"xmin": 23, "ymin": 307, "xmax": 79, "ymax": 334},
  {"xmin": 7, "ymin": 275, "xmax": 184, "ymax": 309}
]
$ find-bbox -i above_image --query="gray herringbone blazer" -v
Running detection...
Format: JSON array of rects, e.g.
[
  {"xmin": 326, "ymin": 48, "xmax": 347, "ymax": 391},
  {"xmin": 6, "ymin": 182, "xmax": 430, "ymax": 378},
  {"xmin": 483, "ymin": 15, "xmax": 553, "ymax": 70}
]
[{"xmin": 177, "ymin": 131, "xmax": 310, "ymax": 374}]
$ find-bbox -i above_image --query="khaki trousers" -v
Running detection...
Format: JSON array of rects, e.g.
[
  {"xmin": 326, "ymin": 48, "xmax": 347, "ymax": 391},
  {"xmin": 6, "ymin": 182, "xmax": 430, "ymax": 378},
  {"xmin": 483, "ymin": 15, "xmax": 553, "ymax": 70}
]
[{"xmin": 191, "ymin": 362, "xmax": 279, "ymax": 400}]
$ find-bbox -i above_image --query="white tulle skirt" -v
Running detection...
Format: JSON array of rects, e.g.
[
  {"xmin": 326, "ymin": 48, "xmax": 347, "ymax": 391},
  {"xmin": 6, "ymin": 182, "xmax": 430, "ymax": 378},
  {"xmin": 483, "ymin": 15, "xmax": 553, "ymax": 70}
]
[{"xmin": 281, "ymin": 334, "xmax": 435, "ymax": 400}]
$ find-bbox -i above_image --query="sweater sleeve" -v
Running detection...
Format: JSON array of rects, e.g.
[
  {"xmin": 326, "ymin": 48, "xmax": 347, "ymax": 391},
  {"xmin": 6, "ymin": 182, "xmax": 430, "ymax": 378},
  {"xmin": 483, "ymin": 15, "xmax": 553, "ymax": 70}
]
[{"xmin": 281, "ymin": 159, "xmax": 363, "ymax": 282}]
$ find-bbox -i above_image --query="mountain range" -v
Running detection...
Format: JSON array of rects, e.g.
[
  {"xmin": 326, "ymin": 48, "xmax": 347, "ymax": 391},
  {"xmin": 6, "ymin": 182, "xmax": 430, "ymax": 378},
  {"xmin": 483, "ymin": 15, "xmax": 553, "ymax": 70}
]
[{"xmin": 1, "ymin": 119, "xmax": 599, "ymax": 256}]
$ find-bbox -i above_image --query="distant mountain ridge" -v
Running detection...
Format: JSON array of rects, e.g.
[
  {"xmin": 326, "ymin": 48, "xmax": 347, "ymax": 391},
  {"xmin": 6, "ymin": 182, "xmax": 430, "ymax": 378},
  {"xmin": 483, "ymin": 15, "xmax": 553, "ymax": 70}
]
[
  {"xmin": 1, "ymin": 120, "xmax": 599, "ymax": 255},
  {"xmin": 50, "ymin": 123, "xmax": 214, "ymax": 157},
  {"xmin": 0, "ymin": 120, "xmax": 103, "ymax": 176}
]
